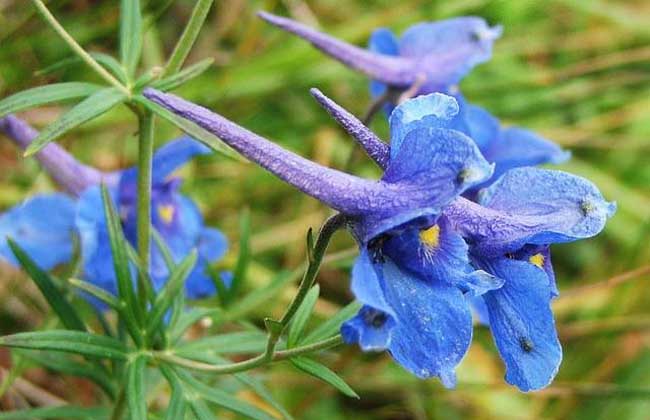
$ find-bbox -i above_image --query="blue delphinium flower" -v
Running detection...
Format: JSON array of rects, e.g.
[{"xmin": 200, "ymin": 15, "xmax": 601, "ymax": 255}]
[
  {"xmin": 143, "ymin": 87, "xmax": 614, "ymax": 391},
  {"xmin": 0, "ymin": 115, "xmax": 227, "ymax": 303},
  {"xmin": 258, "ymin": 12, "xmax": 569, "ymax": 188}
]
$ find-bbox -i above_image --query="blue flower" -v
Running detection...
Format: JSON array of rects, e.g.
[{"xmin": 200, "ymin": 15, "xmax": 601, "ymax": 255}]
[
  {"xmin": 258, "ymin": 13, "xmax": 569, "ymax": 188},
  {"xmin": 0, "ymin": 115, "xmax": 227, "ymax": 305},
  {"xmin": 144, "ymin": 87, "xmax": 615, "ymax": 391}
]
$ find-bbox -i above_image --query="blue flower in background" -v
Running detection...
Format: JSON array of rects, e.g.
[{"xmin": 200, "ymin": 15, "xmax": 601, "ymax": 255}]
[
  {"xmin": 143, "ymin": 87, "xmax": 614, "ymax": 391},
  {"xmin": 258, "ymin": 12, "xmax": 569, "ymax": 189},
  {"xmin": 0, "ymin": 115, "xmax": 228, "ymax": 305}
]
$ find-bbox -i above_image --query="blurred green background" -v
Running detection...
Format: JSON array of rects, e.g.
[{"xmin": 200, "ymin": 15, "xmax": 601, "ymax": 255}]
[{"xmin": 1, "ymin": 0, "xmax": 650, "ymax": 418}]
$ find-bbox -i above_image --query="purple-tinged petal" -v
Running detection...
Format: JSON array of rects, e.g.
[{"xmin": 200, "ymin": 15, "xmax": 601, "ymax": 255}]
[
  {"xmin": 483, "ymin": 127, "xmax": 571, "ymax": 181},
  {"xmin": 388, "ymin": 93, "xmax": 461, "ymax": 158},
  {"xmin": 0, "ymin": 115, "xmax": 112, "ymax": 196},
  {"xmin": 0, "ymin": 194, "xmax": 76, "ymax": 270},
  {"xmin": 476, "ymin": 257, "xmax": 561, "ymax": 391},
  {"xmin": 258, "ymin": 11, "xmax": 417, "ymax": 86},
  {"xmin": 381, "ymin": 258, "xmax": 473, "ymax": 387},
  {"xmin": 152, "ymin": 136, "xmax": 211, "ymax": 183},
  {"xmin": 445, "ymin": 168, "xmax": 616, "ymax": 256},
  {"xmin": 310, "ymin": 88, "xmax": 389, "ymax": 168},
  {"xmin": 398, "ymin": 18, "xmax": 502, "ymax": 91}
]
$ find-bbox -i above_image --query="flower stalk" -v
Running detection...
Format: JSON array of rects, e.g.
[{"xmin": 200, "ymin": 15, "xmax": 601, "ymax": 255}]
[{"xmin": 136, "ymin": 110, "xmax": 155, "ymax": 312}]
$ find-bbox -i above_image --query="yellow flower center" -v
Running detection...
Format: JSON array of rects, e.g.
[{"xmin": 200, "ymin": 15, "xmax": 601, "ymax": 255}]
[
  {"xmin": 529, "ymin": 253, "xmax": 545, "ymax": 268},
  {"xmin": 158, "ymin": 204, "xmax": 175, "ymax": 224},
  {"xmin": 419, "ymin": 225, "xmax": 440, "ymax": 248}
]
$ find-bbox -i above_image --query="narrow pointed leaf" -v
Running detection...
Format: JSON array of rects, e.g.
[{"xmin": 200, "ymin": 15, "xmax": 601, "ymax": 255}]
[
  {"xmin": 0, "ymin": 330, "xmax": 129, "ymax": 360},
  {"xmin": 0, "ymin": 82, "xmax": 102, "ymax": 118},
  {"xmin": 24, "ymin": 88, "xmax": 126, "ymax": 156},
  {"xmin": 136, "ymin": 95, "xmax": 241, "ymax": 160},
  {"xmin": 177, "ymin": 370, "xmax": 275, "ymax": 420},
  {"xmin": 229, "ymin": 208, "xmax": 251, "ymax": 302},
  {"xmin": 147, "ymin": 250, "xmax": 198, "ymax": 336},
  {"xmin": 153, "ymin": 58, "xmax": 214, "ymax": 91},
  {"xmin": 301, "ymin": 301, "xmax": 362, "ymax": 344},
  {"xmin": 189, "ymin": 400, "xmax": 217, "ymax": 420},
  {"xmin": 127, "ymin": 354, "xmax": 148, "ymax": 420},
  {"xmin": 170, "ymin": 307, "xmax": 221, "ymax": 343},
  {"xmin": 160, "ymin": 365, "xmax": 188, "ymax": 420},
  {"xmin": 119, "ymin": 0, "xmax": 142, "ymax": 76},
  {"xmin": 36, "ymin": 53, "xmax": 128, "ymax": 83},
  {"xmin": 69, "ymin": 278, "xmax": 121, "ymax": 311},
  {"xmin": 7, "ymin": 239, "xmax": 86, "ymax": 332},
  {"xmin": 290, "ymin": 357, "xmax": 359, "ymax": 398},
  {"xmin": 175, "ymin": 331, "xmax": 267, "ymax": 358},
  {"xmin": 0, "ymin": 406, "xmax": 109, "ymax": 420},
  {"xmin": 287, "ymin": 285, "xmax": 320, "ymax": 347}
]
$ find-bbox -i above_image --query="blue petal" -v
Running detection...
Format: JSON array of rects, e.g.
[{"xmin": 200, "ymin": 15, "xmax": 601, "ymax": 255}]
[
  {"xmin": 152, "ymin": 136, "xmax": 211, "ymax": 183},
  {"xmin": 369, "ymin": 28, "xmax": 399, "ymax": 56},
  {"xmin": 0, "ymin": 194, "xmax": 76, "ymax": 270},
  {"xmin": 343, "ymin": 249, "xmax": 395, "ymax": 351},
  {"xmin": 184, "ymin": 258, "xmax": 217, "ymax": 299},
  {"xmin": 398, "ymin": 17, "xmax": 502, "ymax": 89},
  {"xmin": 478, "ymin": 257, "xmax": 562, "ymax": 391},
  {"xmin": 483, "ymin": 127, "xmax": 571, "ymax": 181},
  {"xmin": 381, "ymin": 258, "xmax": 472, "ymax": 386},
  {"xmin": 514, "ymin": 245, "xmax": 558, "ymax": 297},
  {"xmin": 388, "ymin": 93, "xmax": 460, "ymax": 157},
  {"xmin": 197, "ymin": 227, "xmax": 228, "ymax": 262},
  {"xmin": 476, "ymin": 167, "xmax": 616, "ymax": 252},
  {"xmin": 462, "ymin": 103, "xmax": 499, "ymax": 152}
]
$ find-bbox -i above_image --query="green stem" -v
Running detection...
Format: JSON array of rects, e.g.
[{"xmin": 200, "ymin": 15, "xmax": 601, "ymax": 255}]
[
  {"xmin": 265, "ymin": 213, "xmax": 346, "ymax": 355},
  {"xmin": 157, "ymin": 334, "xmax": 344, "ymax": 374},
  {"xmin": 110, "ymin": 385, "xmax": 126, "ymax": 420},
  {"xmin": 162, "ymin": 0, "xmax": 215, "ymax": 77},
  {"xmin": 136, "ymin": 110, "xmax": 155, "ymax": 323},
  {"xmin": 30, "ymin": 0, "xmax": 130, "ymax": 96}
]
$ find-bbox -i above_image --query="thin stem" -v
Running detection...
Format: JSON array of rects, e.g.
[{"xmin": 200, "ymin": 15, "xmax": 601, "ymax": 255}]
[
  {"xmin": 162, "ymin": 0, "xmax": 215, "ymax": 77},
  {"xmin": 110, "ymin": 386, "xmax": 126, "ymax": 420},
  {"xmin": 30, "ymin": 0, "xmax": 130, "ymax": 96},
  {"xmin": 136, "ymin": 110, "xmax": 155, "ymax": 321},
  {"xmin": 157, "ymin": 335, "xmax": 344, "ymax": 374}
]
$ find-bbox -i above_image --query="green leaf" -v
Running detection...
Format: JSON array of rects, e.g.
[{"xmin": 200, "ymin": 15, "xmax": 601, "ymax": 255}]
[
  {"xmin": 0, "ymin": 82, "xmax": 102, "ymax": 118},
  {"xmin": 175, "ymin": 331, "xmax": 267, "ymax": 358},
  {"xmin": 290, "ymin": 357, "xmax": 359, "ymax": 399},
  {"xmin": 100, "ymin": 185, "xmax": 143, "ymax": 341},
  {"xmin": 119, "ymin": 0, "xmax": 142, "ymax": 76},
  {"xmin": 301, "ymin": 301, "xmax": 362, "ymax": 345},
  {"xmin": 19, "ymin": 350, "xmax": 116, "ymax": 399},
  {"xmin": 0, "ymin": 330, "xmax": 129, "ymax": 360},
  {"xmin": 225, "ymin": 271, "xmax": 297, "ymax": 321},
  {"xmin": 177, "ymin": 370, "xmax": 275, "ymax": 420},
  {"xmin": 36, "ymin": 52, "xmax": 128, "ymax": 84},
  {"xmin": 287, "ymin": 285, "xmax": 320, "ymax": 347},
  {"xmin": 160, "ymin": 365, "xmax": 188, "ymax": 420},
  {"xmin": 136, "ymin": 95, "xmax": 242, "ymax": 161},
  {"xmin": 228, "ymin": 208, "xmax": 251, "ymax": 302},
  {"xmin": 152, "ymin": 228, "xmax": 175, "ymax": 271},
  {"xmin": 69, "ymin": 278, "xmax": 121, "ymax": 311},
  {"xmin": 24, "ymin": 88, "xmax": 126, "ymax": 156},
  {"xmin": 7, "ymin": 238, "xmax": 86, "ymax": 332},
  {"xmin": 127, "ymin": 354, "xmax": 148, "ymax": 420},
  {"xmin": 170, "ymin": 307, "xmax": 222, "ymax": 343},
  {"xmin": 0, "ymin": 406, "xmax": 108, "ymax": 420},
  {"xmin": 147, "ymin": 250, "xmax": 198, "ymax": 337},
  {"xmin": 152, "ymin": 58, "xmax": 214, "ymax": 91},
  {"xmin": 189, "ymin": 400, "xmax": 217, "ymax": 420}
]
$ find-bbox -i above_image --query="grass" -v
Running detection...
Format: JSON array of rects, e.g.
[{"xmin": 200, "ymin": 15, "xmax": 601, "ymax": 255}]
[{"xmin": 1, "ymin": 0, "xmax": 650, "ymax": 418}]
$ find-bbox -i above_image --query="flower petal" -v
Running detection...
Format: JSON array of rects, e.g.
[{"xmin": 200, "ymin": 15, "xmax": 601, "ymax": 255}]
[
  {"xmin": 152, "ymin": 136, "xmax": 211, "ymax": 182},
  {"xmin": 399, "ymin": 17, "xmax": 502, "ymax": 90},
  {"xmin": 381, "ymin": 258, "xmax": 472, "ymax": 387},
  {"xmin": 197, "ymin": 227, "xmax": 228, "ymax": 262},
  {"xmin": 483, "ymin": 127, "xmax": 571, "ymax": 181},
  {"xmin": 0, "ymin": 193, "xmax": 76, "ymax": 270},
  {"xmin": 478, "ymin": 257, "xmax": 562, "ymax": 391}
]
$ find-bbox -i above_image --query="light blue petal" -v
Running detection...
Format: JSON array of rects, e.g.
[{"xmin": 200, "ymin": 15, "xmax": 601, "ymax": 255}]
[
  {"xmin": 197, "ymin": 227, "xmax": 228, "ymax": 262},
  {"xmin": 0, "ymin": 193, "xmax": 76, "ymax": 270},
  {"xmin": 184, "ymin": 259, "xmax": 217, "ymax": 299},
  {"xmin": 479, "ymin": 257, "xmax": 562, "ymax": 391},
  {"xmin": 483, "ymin": 127, "xmax": 571, "ymax": 181},
  {"xmin": 152, "ymin": 136, "xmax": 211, "ymax": 182},
  {"xmin": 381, "ymin": 258, "xmax": 472, "ymax": 386},
  {"xmin": 463, "ymin": 103, "xmax": 499, "ymax": 152},
  {"xmin": 389, "ymin": 93, "xmax": 460, "ymax": 157},
  {"xmin": 369, "ymin": 28, "xmax": 399, "ymax": 56}
]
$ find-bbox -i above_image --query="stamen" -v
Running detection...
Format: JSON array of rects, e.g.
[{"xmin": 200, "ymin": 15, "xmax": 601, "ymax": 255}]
[
  {"xmin": 158, "ymin": 204, "xmax": 175, "ymax": 224},
  {"xmin": 419, "ymin": 224, "xmax": 440, "ymax": 248},
  {"xmin": 529, "ymin": 253, "xmax": 545, "ymax": 268}
]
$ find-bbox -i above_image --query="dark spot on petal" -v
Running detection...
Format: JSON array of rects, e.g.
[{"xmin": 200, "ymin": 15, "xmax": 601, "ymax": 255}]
[
  {"xmin": 519, "ymin": 336, "xmax": 534, "ymax": 353},
  {"xmin": 470, "ymin": 31, "xmax": 481, "ymax": 42},
  {"xmin": 363, "ymin": 309, "xmax": 388, "ymax": 328},
  {"xmin": 368, "ymin": 236, "xmax": 388, "ymax": 263}
]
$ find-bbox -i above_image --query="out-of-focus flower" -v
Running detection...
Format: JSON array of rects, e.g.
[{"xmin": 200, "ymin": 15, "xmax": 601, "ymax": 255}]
[{"xmin": 0, "ymin": 115, "xmax": 227, "ymax": 304}]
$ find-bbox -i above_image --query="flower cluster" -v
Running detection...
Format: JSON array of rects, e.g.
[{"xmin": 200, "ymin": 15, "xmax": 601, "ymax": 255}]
[{"xmin": 0, "ymin": 115, "xmax": 227, "ymax": 305}]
